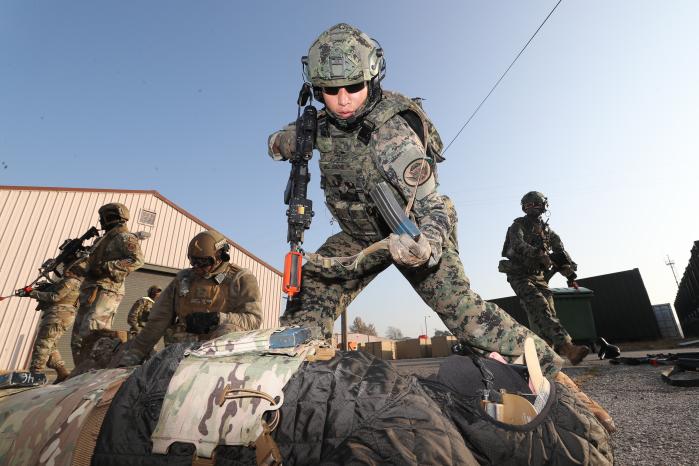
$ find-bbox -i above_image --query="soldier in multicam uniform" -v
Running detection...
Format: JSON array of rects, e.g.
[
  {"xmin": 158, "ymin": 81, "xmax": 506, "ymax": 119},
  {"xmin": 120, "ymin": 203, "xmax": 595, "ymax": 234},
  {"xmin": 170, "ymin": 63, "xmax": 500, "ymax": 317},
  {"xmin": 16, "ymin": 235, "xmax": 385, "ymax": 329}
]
[
  {"xmin": 267, "ymin": 23, "xmax": 564, "ymax": 376},
  {"xmin": 127, "ymin": 285, "xmax": 161, "ymax": 337},
  {"xmin": 71, "ymin": 202, "xmax": 144, "ymax": 365},
  {"xmin": 499, "ymin": 191, "xmax": 590, "ymax": 365},
  {"xmin": 20, "ymin": 260, "xmax": 86, "ymax": 383},
  {"xmin": 118, "ymin": 230, "xmax": 263, "ymax": 365}
]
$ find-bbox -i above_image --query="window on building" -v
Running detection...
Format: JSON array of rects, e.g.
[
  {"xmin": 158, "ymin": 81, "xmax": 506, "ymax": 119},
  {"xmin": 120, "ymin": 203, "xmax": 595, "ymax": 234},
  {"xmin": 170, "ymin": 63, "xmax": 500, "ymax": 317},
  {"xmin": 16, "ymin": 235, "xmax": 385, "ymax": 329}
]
[{"xmin": 138, "ymin": 209, "xmax": 157, "ymax": 226}]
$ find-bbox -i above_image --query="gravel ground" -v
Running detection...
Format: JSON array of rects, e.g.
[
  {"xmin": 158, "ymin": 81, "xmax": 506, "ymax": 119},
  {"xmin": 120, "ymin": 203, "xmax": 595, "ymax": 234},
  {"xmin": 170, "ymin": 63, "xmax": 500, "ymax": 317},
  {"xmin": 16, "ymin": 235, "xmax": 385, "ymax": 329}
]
[{"xmin": 391, "ymin": 355, "xmax": 699, "ymax": 466}]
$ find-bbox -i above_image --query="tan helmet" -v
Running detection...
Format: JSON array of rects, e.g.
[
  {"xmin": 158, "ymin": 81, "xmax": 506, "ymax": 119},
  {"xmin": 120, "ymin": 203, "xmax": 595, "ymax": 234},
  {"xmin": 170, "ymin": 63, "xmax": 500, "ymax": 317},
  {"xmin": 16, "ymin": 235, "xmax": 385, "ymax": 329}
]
[
  {"xmin": 187, "ymin": 230, "xmax": 230, "ymax": 263},
  {"xmin": 147, "ymin": 285, "xmax": 162, "ymax": 298},
  {"xmin": 98, "ymin": 202, "xmax": 130, "ymax": 228}
]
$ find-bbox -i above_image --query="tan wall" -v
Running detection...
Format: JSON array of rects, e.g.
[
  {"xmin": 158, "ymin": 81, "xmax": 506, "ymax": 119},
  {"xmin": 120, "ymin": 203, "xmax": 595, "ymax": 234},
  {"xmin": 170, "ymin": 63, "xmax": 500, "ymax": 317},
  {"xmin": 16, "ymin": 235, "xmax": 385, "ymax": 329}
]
[{"xmin": 0, "ymin": 187, "xmax": 282, "ymax": 370}]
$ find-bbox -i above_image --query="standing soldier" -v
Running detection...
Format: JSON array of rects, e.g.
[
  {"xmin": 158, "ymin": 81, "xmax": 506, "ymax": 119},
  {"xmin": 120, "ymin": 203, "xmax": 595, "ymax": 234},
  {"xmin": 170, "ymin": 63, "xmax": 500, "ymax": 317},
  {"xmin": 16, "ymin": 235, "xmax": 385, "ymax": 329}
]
[
  {"xmin": 266, "ymin": 23, "xmax": 564, "ymax": 377},
  {"xmin": 19, "ymin": 260, "xmax": 86, "ymax": 383},
  {"xmin": 119, "ymin": 230, "xmax": 263, "ymax": 365},
  {"xmin": 127, "ymin": 285, "xmax": 162, "ymax": 337},
  {"xmin": 71, "ymin": 202, "xmax": 144, "ymax": 365},
  {"xmin": 499, "ymin": 191, "xmax": 590, "ymax": 365}
]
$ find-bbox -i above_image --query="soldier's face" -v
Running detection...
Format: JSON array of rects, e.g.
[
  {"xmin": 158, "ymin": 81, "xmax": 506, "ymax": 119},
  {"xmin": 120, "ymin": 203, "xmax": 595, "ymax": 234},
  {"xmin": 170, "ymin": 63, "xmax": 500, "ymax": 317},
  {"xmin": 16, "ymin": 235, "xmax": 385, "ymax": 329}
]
[{"xmin": 322, "ymin": 82, "xmax": 368, "ymax": 119}]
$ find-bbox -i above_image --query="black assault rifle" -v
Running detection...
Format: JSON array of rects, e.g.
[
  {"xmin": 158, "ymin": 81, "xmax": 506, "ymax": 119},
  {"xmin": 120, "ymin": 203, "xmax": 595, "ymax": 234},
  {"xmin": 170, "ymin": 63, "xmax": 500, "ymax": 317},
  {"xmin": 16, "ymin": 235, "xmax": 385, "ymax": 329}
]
[
  {"xmin": 6, "ymin": 226, "xmax": 100, "ymax": 300},
  {"xmin": 283, "ymin": 83, "xmax": 317, "ymax": 299}
]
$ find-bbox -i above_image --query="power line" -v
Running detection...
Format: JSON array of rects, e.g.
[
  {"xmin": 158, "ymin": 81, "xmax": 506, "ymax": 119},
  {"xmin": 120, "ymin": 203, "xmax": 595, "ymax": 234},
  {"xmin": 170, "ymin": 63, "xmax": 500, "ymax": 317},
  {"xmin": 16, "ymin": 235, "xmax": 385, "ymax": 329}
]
[{"xmin": 442, "ymin": 0, "xmax": 564, "ymax": 155}]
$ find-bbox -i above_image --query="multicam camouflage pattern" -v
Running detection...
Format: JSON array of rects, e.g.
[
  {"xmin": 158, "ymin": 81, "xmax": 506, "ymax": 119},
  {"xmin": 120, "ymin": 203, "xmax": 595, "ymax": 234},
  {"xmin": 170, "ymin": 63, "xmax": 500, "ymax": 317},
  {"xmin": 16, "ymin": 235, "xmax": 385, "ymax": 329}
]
[
  {"xmin": 282, "ymin": 230, "xmax": 563, "ymax": 376},
  {"xmin": 126, "ymin": 296, "xmax": 154, "ymax": 334},
  {"xmin": 151, "ymin": 342, "xmax": 314, "ymax": 458},
  {"xmin": 502, "ymin": 216, "xmax": 575, "ymax": 347},
  {"xmin": 305, "ymin": 23, "xmax": 383, "ymax": 87},
  {"xmin": 30, "ymin": 307, "xmax": 75, "ymax": 371},
  {"xmin": 29, "ymin": 275, "xmax": 83, "ymax": 371},
  {"xmin": 71, "ymin": 287, "xmax": 124, "ymax": 365},
  {"xmin": 189, "ymin": 328, "xmax": 279, "ymax": 357},
  {"xmin": 0, "ymin": 368, "xmax": 132, "ymax": 465}
]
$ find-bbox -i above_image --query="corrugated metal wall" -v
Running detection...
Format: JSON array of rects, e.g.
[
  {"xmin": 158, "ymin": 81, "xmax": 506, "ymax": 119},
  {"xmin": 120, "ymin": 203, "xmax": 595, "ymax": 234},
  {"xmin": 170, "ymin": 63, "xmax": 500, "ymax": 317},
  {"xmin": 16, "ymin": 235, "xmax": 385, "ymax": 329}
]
[
  {"xmin": 490, "ymin": 268, "xmax": 662, "ymax": 342},
  {"xmin": 674, "ymin": 241, "xmax": 699, "ymax": 337},
  {"xmin": 0, "ymin": 187, "xmax": 282, "ymax": 370}
]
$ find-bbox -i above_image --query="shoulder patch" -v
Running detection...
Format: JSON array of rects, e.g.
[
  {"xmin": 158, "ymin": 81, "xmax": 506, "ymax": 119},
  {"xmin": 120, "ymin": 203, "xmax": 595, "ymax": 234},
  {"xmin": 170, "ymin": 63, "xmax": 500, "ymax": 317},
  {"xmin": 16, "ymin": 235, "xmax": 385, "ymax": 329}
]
[{"xmin": 403, "ymin": 159, "xmax": 432, "ymax": 187}]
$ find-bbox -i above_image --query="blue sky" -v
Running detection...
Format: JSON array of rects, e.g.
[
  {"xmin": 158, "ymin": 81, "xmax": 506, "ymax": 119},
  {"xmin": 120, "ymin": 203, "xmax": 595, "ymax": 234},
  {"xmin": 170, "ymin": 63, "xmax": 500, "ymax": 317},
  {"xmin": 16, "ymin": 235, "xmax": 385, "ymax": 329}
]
[{"xmin": 2, "ymin": 1, "xmax": 697, "ymax": 337}]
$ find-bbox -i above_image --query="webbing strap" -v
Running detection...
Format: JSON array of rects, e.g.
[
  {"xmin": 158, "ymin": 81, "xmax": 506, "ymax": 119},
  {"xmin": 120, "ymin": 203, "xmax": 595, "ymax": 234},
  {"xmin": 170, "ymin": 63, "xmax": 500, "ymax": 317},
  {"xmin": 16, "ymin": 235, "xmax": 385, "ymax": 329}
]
[
  {"xmin": 71, "ymin": 377, "xmax": 128, "ymax": 466},
  {"xmin": 304, "ymin": 238, "xmax": 389, "ymax": 270}
]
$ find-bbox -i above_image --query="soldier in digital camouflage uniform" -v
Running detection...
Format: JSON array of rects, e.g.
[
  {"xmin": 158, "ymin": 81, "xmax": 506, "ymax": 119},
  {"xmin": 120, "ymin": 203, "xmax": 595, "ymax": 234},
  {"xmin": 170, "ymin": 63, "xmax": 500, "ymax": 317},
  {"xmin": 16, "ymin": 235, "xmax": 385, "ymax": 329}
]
[
  {"xmin": 499, "ymin": 191, "xmax": 590, "ymax": 365},
  {"xmin": 21, "ymin": 259, "xmax": 86, "ymax": 382},
  {"xmin": 118, "ymin": 230, "xmax": 263, "ymax": 365},
  {"xmin": 127, "ymin": 285, "xmax": 161, "ymax": 337},
  {"xmin": 71, "ymin": 202, "xmax": 144, "ymax": 365},
  {"xmin": 267, "ymin": 23, "xmax": 563, "ymax": 377}
]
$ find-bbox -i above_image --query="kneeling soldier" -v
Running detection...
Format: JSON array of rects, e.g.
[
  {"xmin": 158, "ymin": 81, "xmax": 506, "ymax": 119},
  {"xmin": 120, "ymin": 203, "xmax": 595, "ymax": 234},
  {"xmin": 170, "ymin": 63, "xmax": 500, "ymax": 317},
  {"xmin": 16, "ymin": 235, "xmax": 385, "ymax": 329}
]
[{"xmin": 120, "ymin": 230, "xmax": 263, "ymax": 365}]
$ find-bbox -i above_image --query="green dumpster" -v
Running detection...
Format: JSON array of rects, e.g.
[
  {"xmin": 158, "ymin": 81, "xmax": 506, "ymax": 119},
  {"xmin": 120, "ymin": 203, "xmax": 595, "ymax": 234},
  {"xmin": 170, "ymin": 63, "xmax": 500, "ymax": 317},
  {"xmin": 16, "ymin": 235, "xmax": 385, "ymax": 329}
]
[{"xmin": 551, "ymin": 287, "xmax": 597, "ymax": 346}]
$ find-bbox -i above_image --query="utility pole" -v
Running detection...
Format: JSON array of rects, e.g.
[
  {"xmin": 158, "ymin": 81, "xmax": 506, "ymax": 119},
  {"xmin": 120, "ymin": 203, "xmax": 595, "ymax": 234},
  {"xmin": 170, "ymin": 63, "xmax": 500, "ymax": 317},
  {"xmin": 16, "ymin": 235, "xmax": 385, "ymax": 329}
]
[
  {"xmin": 665, "ymin": 255, "xmax": 680, "ymax": 287},
  {"xmin": 424, "ymin": 315, "xmax": 430, "ymax": 337}
]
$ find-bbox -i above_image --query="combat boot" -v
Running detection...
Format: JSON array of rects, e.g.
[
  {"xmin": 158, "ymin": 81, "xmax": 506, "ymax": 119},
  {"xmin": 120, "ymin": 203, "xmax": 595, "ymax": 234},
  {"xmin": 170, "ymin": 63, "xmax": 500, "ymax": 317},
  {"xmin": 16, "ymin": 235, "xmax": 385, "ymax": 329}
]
[
  {"xmin": 556, "ymin": 341, "xmax": 590, "ymax": 365},
  {"xmin": 53, "ymin": 364, "xmax": 71, "ymax": 384},
  {"xmin": 555, "ymin": 371, "xmax": 617, "ymax": 433}
]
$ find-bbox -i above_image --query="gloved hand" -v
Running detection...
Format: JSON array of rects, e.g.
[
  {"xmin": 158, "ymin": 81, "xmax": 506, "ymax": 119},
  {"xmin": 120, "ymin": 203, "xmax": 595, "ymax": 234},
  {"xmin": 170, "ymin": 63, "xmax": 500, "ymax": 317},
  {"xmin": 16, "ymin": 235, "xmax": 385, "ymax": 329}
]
[
  {"xmin": 388, "ymin": 233, "xmax": 431, "ymax": 268},
  {"xmin": 267, "ymin": 127, "xmax": 296, "ymax": 161}
]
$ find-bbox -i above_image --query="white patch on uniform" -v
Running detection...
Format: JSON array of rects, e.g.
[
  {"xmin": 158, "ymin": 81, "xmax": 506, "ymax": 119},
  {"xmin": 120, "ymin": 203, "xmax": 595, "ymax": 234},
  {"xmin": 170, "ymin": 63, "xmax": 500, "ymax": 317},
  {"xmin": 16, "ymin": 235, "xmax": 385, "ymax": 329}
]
[{"xmin": 403, "ymin": 159, "xmax": 432, "ymax": 187}]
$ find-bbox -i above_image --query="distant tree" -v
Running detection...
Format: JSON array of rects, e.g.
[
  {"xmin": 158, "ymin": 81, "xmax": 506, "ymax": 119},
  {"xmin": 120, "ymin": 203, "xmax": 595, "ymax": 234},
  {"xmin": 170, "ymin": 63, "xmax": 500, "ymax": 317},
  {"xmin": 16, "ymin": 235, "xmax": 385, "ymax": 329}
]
[
  {"xmin": 385, "ymin": 326, "xmax": 404, "ymax": 340},
  {"xmin": 434, "ymin": 329, "xmax": 453, "ymax": 337},
  {"xmin": 350, "ymin": 316, "xmax": 377, "ymax": 336}
]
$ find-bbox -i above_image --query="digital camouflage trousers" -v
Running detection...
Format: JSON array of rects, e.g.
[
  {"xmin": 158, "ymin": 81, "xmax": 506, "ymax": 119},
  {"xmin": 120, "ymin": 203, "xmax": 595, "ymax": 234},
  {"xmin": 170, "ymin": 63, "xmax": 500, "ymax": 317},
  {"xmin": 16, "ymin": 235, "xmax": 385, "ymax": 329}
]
[
  {"xmin": 30, "ymin": 306, "xmax": 75, "ymax": 371},
  {"xmin": 507, "ymin": 273, "xmax": 572, "ymax": 348},
  {"xmin": 71, "ymin": 286, "xmax": 124, "ymax": 365},
  {"xmin": 281, "ymin": 231, "xmax": 563, "ymax": 376}
]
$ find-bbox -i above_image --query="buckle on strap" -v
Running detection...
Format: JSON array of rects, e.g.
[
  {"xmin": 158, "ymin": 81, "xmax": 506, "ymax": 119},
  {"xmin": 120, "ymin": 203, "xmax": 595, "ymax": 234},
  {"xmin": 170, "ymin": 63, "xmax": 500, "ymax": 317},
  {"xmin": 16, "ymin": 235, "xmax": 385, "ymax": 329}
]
[{"xmin": 357, "ymin": 120, "xmax": 376, "ymax": 145}]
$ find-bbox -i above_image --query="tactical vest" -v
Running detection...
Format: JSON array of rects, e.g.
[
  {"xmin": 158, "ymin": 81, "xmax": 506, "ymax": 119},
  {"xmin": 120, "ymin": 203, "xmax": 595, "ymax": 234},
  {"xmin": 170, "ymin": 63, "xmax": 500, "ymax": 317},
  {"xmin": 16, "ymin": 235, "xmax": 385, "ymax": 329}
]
[
  {"xmin": 174, "ymin": 263, "xmax": 243, "ymax": 320},
  {"xmin": 501, "ymin": 216, "xmax": 551, "ymax": 266},
  {"xmin": 86, "ymin": 224, "xmax": 128, "ymax": 279},
  {"xmin": 316, "ymin": 91, "xmax": 444, "ymax": 243}
]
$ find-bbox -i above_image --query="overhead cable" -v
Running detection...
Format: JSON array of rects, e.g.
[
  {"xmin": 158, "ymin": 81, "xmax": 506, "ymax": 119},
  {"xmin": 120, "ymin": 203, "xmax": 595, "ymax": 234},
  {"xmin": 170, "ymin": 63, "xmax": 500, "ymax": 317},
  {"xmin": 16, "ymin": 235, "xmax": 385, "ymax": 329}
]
[{"xmin": 442, "ymin": 0, "xmax": 564, "ymax": 155}]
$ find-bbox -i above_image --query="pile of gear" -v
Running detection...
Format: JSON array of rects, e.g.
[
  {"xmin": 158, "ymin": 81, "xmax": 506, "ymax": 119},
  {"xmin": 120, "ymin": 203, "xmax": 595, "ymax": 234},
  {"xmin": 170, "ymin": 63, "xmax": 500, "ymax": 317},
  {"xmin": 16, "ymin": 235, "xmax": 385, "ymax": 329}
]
[{"xmin": 0, "ymin": 327, "xmax": 614, "ymax": 465}]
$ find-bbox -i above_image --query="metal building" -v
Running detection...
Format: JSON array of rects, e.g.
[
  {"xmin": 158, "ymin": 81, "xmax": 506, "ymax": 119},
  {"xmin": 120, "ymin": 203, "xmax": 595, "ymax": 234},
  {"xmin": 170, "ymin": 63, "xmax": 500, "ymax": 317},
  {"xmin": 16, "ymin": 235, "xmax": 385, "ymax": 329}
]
[
  {"xmin": 651, "ymin": 303, "xmax": 684, "ymax": 339},
  {"xmin": 674, "ymin": 241, "xmax": 699, "ymax": 337},
  {"xmin": 0, "ymin": 186, "xmax": 283, "ymax": 371}
]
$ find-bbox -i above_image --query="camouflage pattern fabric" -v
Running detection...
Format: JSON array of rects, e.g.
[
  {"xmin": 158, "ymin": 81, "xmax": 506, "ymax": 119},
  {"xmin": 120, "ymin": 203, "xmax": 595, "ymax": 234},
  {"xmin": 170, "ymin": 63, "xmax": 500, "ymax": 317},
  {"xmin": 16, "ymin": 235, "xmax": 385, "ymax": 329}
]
[
  {"xmin": 30, "ymin": 307, "xmax": 75, "ymax": 371},
  {"xmin": 71, "ymin": 287, "xmax": 124, "ymax": 365},
  {"xmin": 188, "ymin": 328, "xmax": 278, "ymax": 356},
  {"xmin": 508, "ymin": 274, "xmax": 572, "ymax": 347},
  {"xmin": 151, "ymin": 343, "xmax": 314, "ymax": 458},
  {"xmin": 126, "ymin": 296, "xmax": 154, "ymax": 334},
  {"xmin": 282, "ymin": 231, "xmax": 563, "ymax": 377},
  {"xmin": 29, "ymin": 275, "xmax": 83, "ymax": 371},
  {"xmin": 0, "ymin": 368, "xmax": 133, "ymax": 465}
]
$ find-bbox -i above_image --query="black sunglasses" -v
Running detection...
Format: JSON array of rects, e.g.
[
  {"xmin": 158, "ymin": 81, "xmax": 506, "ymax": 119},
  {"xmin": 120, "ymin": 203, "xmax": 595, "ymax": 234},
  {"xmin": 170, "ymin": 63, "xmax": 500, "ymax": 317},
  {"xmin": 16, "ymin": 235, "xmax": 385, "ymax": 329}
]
[
  {"xmin": 190, "ymin": 256, "xmax": 215, "ymax": 268},
  {"xmin": 322, "ymin": 82, "xmax": 366, "ymax": 95}
]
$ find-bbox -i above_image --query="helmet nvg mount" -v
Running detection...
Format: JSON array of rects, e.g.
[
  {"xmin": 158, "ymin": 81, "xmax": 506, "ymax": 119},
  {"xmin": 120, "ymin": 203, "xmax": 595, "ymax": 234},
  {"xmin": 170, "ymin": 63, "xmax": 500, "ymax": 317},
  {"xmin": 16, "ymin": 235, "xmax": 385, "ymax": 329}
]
[
  {"xmin": 302, "ymin": 23, "xmax": 385, "ymax": 126},
  {"xmin": 187, "ymin": 230, "xmax": 231, "ymax": 265},
  {"xmin": 521, "ymin": 191, "xmax": 549, "ymax": 214}
]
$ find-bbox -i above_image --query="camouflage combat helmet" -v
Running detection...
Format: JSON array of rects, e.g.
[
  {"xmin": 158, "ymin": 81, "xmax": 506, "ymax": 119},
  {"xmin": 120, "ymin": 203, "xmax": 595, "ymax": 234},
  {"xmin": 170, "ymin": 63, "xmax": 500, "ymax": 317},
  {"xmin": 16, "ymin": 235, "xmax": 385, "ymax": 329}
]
[
  {"xmin": 304, "ymin": 23, "xmax": 385, "ymax": 127},
  {"xmin": 521, "ymin": 191, "xmax": 549, "ymax": 213},
  {"xmin": 188, "ymin": 230, "xmax": 230, "ymax": 264},
  {"xmin": 98, "ymin": 202, "xmax": 130, "ymax": 229},
  {"xmin": 147, "ymin": 285, "xmax": 162, "ymax": 298}
]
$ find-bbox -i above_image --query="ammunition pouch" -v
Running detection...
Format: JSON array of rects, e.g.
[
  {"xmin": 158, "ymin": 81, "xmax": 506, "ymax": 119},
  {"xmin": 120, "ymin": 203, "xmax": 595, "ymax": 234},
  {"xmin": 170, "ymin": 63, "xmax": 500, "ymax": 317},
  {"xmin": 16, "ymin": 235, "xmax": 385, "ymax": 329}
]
[{"xmin": 185, "ymin": 312, "xmax": 220, "ymax": 335}]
